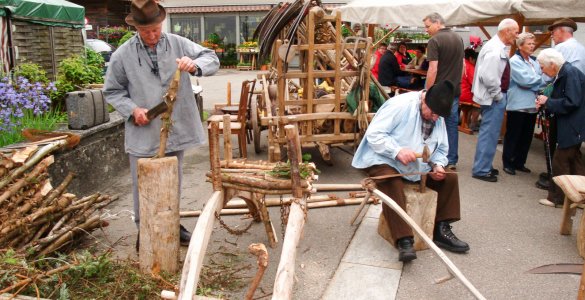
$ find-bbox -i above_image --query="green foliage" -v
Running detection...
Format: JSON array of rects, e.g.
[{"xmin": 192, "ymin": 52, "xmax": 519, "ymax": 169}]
[
  {"xmin": 118, "ymin": 30, "xmax": 136, "ymax": 47},
  {"xmin": 0, "ymin": 107, "xmax": 67, "ymax": 147},
  {"xmin": 50, "ymin": 54, "xmax": 104, "ymax": 109},
  {"xmin": 12, "ymin": 62, "xmax": 49, "ymax": 84},
  {"xmin": 341, "ymin": 25, "xmax": 352, "ymax": 38},
  {"xmin": 85, "ymin": 46, "xmax": 105, "ymax": 69},
  {"xmin": 207, "ymin": 32, "xmax": 221, "ymax": 45},
  {"xmin": 267, "ymin": 154, "xmax": 320, "ymax": 179},
  {"xmin": 98, "ymin": 26, "xmax": 131, "ymax": 47}
]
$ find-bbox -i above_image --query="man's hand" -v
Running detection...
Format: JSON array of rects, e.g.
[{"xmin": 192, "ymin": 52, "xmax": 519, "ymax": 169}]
[
  {"xmin": 536, "ymin": 95, "xmax": 548, "ymax": 110},
  {"xmin": 396, "ymin": 148, "xmax": 417, "ymax": 165},
  {"xmin": 132, "ymin": 107, "xmax": 149, "ymax": 126},
  {"xmin": 429, "ymin": 165, "xmax": 446, "ymax": 181},
  {"xmin": 176, "ymin": 56, "xmax": 197, "ymax": 73}
]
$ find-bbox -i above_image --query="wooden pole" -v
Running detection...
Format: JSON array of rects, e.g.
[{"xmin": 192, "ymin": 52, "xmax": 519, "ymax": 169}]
[
  {"xmin": 223, "ymin": 114, "xmax": 233, "ymax": 163},
  {"xmin": 245, "ymin": 243, "xmax": 269, "ymax": 300},
  {"xmin": 209, "ymin": 121, "xmax": 222, "ymax": 191},
  {"xmin": 272, "ymin": 125, "xmax": 305, "ymax": 300},
  {"xmin": 138, "ymin": 156, "xmax": 180, "ymax": 274}
]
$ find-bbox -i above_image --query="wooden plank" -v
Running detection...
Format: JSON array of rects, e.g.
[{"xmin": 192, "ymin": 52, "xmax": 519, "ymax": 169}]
[
  {"xmin": 306, "ymin": 10, "xmax": 316, "ymax": 136},
  {"xmin": 283, "ymin": 70, "xmax": 359, "ymax": 79},
  {"xmin": 295, "ymin": 43, "xmax": 369, "ymax": 51},
  {"xmin": 334, "ymin": 11, "xmax": 342, "ymax": 139},
  {"xmin": 178, "ymin": 190, "xmax": 224, "ymax": 300}
]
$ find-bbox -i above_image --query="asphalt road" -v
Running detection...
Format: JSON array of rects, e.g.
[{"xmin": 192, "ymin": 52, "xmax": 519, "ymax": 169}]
[{"xmin": 96, "ymin": 69, "xmax": 583, "ymax": 299}]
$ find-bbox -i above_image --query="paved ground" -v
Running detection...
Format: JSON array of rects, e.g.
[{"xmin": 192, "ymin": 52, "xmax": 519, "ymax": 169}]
[{"xmin": 95, "ymin": 69, "xmax": 583, "ymax": 299}]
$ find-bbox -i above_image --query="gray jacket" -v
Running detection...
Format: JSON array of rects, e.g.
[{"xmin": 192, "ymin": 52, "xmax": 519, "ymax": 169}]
[
  {"xmin": 104, "ymin": 33, "xmax": 219, "ymax": 156},
  {"xmin": 472, "ymin": 35, "xmax": 509, "ymax": 106}
]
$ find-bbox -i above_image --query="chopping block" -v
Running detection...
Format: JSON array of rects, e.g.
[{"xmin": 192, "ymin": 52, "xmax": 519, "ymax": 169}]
[{"xmin": 378, "ymin": 184, "xmax": 437, "ymax": 251}]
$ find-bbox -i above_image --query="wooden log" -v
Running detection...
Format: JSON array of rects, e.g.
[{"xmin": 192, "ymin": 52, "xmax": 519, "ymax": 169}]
[
  {"xmin": 209, "ymin": 121, "xmax": 222, "ymax": 191},
  {"xmin": 371, "ymin": 187, "xmax": 486, "ymax": 300},
  {"xmin": 0, "ymin": 155, "xmax": 53, "ymax": 205},
  {"xmin": 157, "ymin": 70, "xmax": 181, "ymax": 158},
  {"xmin": 313, "ymin": 183, "xmax": 363, "ymax": 191},
  {"xmin": 138, "ymin": 156, "xmax": 180, "ymax": 274},
  {"xmin": 245, "ymin": 243, "xmax": 269, "ymax": 300},
  {"xmin": 254, "ymin": 193, "xmax": 278, "ymax": 248},
  {"xmin": 215, "ymin": 173, "xmax": 309, "ymax": 190},
  {"xmin": 223, "ymin": 114, "xmax": 233, "ymax": 163},
  {"xmin": 179, "ymin": 191, "xmax": 224, "ymax": 300},
  {"xmin": 36, "ymin": 216, "xmax": 102, "ymax": 257}
]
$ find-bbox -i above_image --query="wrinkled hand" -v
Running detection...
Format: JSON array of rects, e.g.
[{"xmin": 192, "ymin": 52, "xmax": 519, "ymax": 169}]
[
  {"xmin": 536, "ymin": 95, "xmax": 548, "ymax": 110},
  {"xmin": 132, "ymin": 107, "xmax": 149, "ymax": 126},
  {"xmin": 429, "ymin": 165, "xmax": 446, "ymax": 181},
  {"xmin": 396, "ymin": 148, "xmax": 417, "ymax": 165},
  {"xmin": 176, "ymin": 56, "xmax": 197, "ymax": 73}
]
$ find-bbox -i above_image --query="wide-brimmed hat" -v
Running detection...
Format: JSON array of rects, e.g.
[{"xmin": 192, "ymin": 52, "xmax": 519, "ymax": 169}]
[
  {"xmin": 125, "ymin": 0, "xmax": 166, "ymax": 27},
  {"xmin": 425, "ymin": 80, "xmax": 455, "ymax": 118},
  {"xmin": 548, "ymin": 18, "xmax": 578, "ymax": 32}
]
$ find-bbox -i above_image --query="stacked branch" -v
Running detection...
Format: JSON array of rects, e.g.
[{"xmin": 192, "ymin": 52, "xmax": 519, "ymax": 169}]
[{"xmin": 0, "ymin": 141, "xmax": 116, "ymax": 257}]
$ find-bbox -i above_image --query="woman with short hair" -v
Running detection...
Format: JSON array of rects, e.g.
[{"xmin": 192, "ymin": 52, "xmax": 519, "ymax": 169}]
[{"xmin": 502, "ymin": 32, "xmax": 543, "ymax": 175}]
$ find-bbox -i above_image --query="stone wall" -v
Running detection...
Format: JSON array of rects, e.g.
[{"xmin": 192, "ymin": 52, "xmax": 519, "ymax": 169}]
[{"xmin": 48, "ymin": 112, "xmax": 128, "ymax": 196}]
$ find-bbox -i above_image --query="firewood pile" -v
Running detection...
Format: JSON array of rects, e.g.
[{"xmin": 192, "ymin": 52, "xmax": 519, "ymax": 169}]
[{"xmin": 0, "ymin": 138, "xmax": 116, "ymax": 257}]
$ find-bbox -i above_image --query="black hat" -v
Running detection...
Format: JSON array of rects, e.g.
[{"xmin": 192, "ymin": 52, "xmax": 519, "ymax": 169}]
[
  {"xmin": 548, "ymin": 18, "xmax": 578, "ymax": 32},
  {"xmin": 425, "ymin": 80, "xmax": 455, "ymax": 118},
  {"xmin": 125, "ymin": 0, "xmax": 166, "ymax": 27}
]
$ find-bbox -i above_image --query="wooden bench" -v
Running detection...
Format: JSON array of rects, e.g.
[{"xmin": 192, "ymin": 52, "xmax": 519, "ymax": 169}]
[
  {"xmin": 554, "ymin": 175, "xmax": 585, "ymax": 258},
  {"xmin": 459, "ymin": 101, "xmax": 480, "ymax": 135},
  {"xmin": 377, "ymin": 184, "xmax": 437, "ymax": 251}
]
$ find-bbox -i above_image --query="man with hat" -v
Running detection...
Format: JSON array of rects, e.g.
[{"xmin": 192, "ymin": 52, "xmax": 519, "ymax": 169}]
[
  {"xmin": 549, "ymin": 18, "xmax": 585, "ymax": 74},
  {"xmin": 352, "ymin": 80, "xmax": 470, "ymax": 262},
  {"xmin": 104, "ymin": 0, "xmax": 220, "ymax": 249}
]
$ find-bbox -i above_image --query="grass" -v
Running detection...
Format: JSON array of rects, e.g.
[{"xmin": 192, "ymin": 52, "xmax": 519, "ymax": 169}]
[{"xmin": 0, "ymin": 109, "xmax": 68, "ymax": 147}]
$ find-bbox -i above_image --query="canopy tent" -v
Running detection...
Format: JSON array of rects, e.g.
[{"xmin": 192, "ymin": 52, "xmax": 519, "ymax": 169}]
[
  {"xmin": 335, "ymin": 0, "xmax": 585, "ymax": 27},
  {"xmin": 0, "ymin": 0, "xmax": 84, "ymax": 28}
]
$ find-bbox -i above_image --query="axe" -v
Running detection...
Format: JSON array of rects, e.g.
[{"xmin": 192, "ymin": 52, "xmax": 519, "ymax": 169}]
[{"xmin": 128, "ymin": 100, "xmax": 169, "ymax": 125}]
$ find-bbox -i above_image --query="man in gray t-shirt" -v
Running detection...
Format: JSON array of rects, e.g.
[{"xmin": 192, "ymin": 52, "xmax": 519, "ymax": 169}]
[{"xmin": 423, "ymin": 13, "xmax": 464, "ymax": 169}]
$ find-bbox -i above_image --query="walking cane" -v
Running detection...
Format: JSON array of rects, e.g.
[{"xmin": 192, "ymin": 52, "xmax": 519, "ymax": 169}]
[{"xmin": 536, "ymin": 85, "xmax": 554, "ymax": 190}]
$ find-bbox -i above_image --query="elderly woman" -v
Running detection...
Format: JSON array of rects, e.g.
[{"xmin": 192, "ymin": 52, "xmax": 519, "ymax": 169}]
[
  {"xmin": 535, "ymin": 48, "xmax": 585, "ymax": 207},
  {"xmin": 502, "ymin": 33, "xmax": 543, "ymax": 175}
]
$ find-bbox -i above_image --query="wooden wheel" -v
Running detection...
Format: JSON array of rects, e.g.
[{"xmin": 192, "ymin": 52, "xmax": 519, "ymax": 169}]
[{"xmin": 251, "ymin": 96, "xmax": 262, "ymax": 153}]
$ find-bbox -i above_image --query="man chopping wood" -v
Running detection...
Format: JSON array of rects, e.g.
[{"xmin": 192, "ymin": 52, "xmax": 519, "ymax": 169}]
[
  {"xmin": 352, "ymin": 80, "xmax": 469, "ymax": 262},
  {"xmin": 104, "ymin": 0, "xmax": 219, "ymax": 250}
]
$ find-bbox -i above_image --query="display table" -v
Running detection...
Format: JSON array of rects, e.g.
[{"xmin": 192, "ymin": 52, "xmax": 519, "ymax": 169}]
[{"xmin": 237, "ymin": 47, "xmax": 259, "ymax": 71}]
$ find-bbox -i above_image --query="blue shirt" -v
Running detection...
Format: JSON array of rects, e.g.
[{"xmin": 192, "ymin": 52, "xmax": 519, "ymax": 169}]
[
  {"xmin": 506, "ymin": 52, "xmax": 543, "ymax": 112},
  {"xmin": 556, "ymin": 38, "xmax": 585, "ymax": 75},
  {"xmin": 352, "ymin": 91, "xmax": 449, "ymax": 182}
]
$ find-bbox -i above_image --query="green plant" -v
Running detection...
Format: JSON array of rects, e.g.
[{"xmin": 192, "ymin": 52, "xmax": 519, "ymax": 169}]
[
  {"xmin": 206, "ymin": 33, "xmax": 221, "ymax": 45},
  {"xmin": 50, "ymin": 55, "xmax": 104, "ymax": 109},
  {"xmin": 0, "ymin": 104, "xmax": 67, "ymax": 147},
  {"xmin": 341, "ymin": 25, "xmax": 351, "ymax": 38},
  {"xmin": 12, "ymin": 62, "xmax": 49, "ymax": 84},
  {"xmin": 237, "ymin": 62, "xmax": 252, "ymax": 67},
  {"xmin": 267, "ymin": 154, "xmax": 320, "ymax": 179},
  {"xmin": 85, "ymin": 47, "xmax": 105, "ymax": 69},
  {"xmin": 118, "ymin": 30, "xmax": 136, "ymax": 47}
]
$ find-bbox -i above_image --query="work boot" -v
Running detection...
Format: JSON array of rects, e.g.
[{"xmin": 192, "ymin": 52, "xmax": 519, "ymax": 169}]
[
  {"xmin": 433, "ymin": 221, "xmax": 470, "ymax": 253},
  {"xmin": 180, "ymin": 225, "xmax": 192, "ymax": 246},
  {"xmin": 396, "ymin": 237, "xmax": 417, "ymax": 262},
  {"xmin": 535, "ymin": 172, "xmax": 551, "ymax": 190}
]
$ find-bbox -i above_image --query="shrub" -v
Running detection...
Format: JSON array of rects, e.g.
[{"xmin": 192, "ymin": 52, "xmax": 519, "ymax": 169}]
[
  {"xmin": 51, "ymin": 55, "xmax": 104, "ymax": 109},
  {"xmin": 117, "ymin": 31, "xmax": 135, "ymax": 47},
  {"xmin": 85, "ymin": 47, "xmax": 105, "ymax": 70},
  {"xmin": 12, "ymin": 63, "xmax": 49, "ymax": 84}
]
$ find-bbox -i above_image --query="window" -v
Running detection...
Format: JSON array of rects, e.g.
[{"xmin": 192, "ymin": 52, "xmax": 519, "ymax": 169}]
[
  {"xmin": 204, "ymin": 14, "xmax": 236, "ymax": 51},
  {"xmin": 239, "ymin": 13, "xmax": 263, "ymax": 42},
  {"xmin": 170, "ymin": 16, "xmax": 201, "ymax": 42}
]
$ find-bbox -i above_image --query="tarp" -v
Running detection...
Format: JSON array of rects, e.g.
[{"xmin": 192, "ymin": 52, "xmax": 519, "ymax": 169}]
[
  {"xmin": 335, "ymin": 0, "xmax": 585, "ymax": 27},
  {"xmin": 0, "ymin": 0, "xmax": 84, "ymax": 28}
]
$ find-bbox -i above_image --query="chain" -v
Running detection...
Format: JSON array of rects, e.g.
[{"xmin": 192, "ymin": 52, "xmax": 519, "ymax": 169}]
[
  {"xmin": 214, "ymin": 205, "xmax": 257, "ymax": 236},
  {"xmin": 291, "ymin": 197, "xmax": 308, "ymax": 221}
]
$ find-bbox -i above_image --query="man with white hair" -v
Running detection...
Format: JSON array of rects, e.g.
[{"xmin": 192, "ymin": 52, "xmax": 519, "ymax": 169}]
[
  {"xmin": 471, "ymin": 18, "xmax": 519, "ymax": 182},
  {"xmin": 535, "ymin": 48, "xmax": 585, "ymax": 207}
]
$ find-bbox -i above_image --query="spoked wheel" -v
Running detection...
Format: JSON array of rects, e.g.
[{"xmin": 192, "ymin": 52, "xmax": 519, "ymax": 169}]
[{"xmin": 251, "ymin": 97, "xmax": 262, "ymax": 153}]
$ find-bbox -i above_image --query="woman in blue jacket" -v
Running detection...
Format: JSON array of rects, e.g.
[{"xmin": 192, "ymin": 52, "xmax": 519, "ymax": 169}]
[{"xmin": 502, "ymin": 33, "xmax": 543, "ymax": 175}]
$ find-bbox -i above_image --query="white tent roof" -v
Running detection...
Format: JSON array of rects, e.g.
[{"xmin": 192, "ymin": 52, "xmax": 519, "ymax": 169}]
[{"xmin": 336, "ymin": 0, "xmax": 585, "ymax": 27}]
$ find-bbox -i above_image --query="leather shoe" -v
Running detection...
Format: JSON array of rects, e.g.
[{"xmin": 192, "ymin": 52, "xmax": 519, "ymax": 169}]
[
  {"xmin": 503, "ymin": 167, "xmax": 516, "ymax": 175},
  {"xmin": 489, "ymin": 168, "xmax": 499, "ymax": 176},
  {"xmin": 472, "ymin": 173, "xmax": 497, "ymax": 182},
  {"xmin": 516, "ymin": 166, "xmax": 531, "ymax": 173},
  {"xmin": 538, "ymin": 199, "xmax": 563, "ymax": 208},
  {"xmin": 180, "ymin": 225, "xmax": 192, "ymax": 246},
  {"xmin": 433, "ymin": 222, "xmax": 470, "ymax": 253},
  {"xmin": 396, "ymin": 237, "xmax": 417, "ymax": 262}
]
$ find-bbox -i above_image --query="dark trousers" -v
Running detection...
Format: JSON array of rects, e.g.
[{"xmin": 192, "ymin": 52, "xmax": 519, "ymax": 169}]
[
  {"xmin": 502, "ymin": 111, "xmax": 537, "ymax": 170},
  {"xmin": 365, "ymin": 164, "xmax": 461, "ymax": 243},
  {"xmin": 548, "ymin": 144, "xmax": 585, "ymax": 204}
]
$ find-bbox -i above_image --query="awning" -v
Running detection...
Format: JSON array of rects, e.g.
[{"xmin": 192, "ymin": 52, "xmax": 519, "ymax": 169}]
[
  {"xmin": 0, "ymin": 0, "xmax": 85, "ymax": 28},
  {"xmin": 166, "ymin": 3, "xmax": 345, "ymax": 14}
]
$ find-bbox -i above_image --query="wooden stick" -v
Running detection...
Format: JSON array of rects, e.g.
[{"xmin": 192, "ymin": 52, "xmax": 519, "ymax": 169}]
[
  {"xmin": 349, "ymin": 190, "xmax": 371, "ymax": 225},
  {"xmin": 312, "ymin": 183, "xmax": 363, "ymax": 191},
  {"xmin": 209, "ymin": 121, "xmax": 222, "ymax": 191},
  {"xmin": 370, "ymin": 187, "xmax": 486, "ymax": 300},
  {"xmin": 0, "ymin": 155, "xmax": 53, "ymax": 205},
  {"xmin": 157, "ymin": 69, "xmax": 181, "ymax": 158},
  {"xmin": 245, "ymin": 243, "xmax": 269, "ymax": 300},
  {"xmin": 0, "ymin": 265, "xmax": 70, "ymax": 294},
  {"xmin": 373, "ymin": 25, "xmax": 400, "ymax": 48}
]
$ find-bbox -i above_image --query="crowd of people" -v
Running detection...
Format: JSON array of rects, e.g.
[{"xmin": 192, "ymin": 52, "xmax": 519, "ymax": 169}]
[{"xmin": 359, "ymin": 14, "xmax": 585, "ymax": 262}]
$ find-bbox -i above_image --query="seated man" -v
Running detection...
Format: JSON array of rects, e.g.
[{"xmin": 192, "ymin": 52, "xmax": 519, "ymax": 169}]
[
  {"xmin": 378, "ymin": 45, "xmax": 411, "ymax": 89},
  {"xmin": 352, "ymin": 80, "xmax": 470, "ymax": 262}
]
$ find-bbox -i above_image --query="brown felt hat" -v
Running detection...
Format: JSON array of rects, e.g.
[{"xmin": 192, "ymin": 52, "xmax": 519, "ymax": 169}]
[
  {"xmin": 425, "ymin": 80, "xmax": 455, "ymax": 118},
  {"xmin": 548, "ymin": 18, "xmax": 578, "ymax": 32},
  {"xmin": 125, "ymin": 0, "xmax": 166, "ymax": 27}
]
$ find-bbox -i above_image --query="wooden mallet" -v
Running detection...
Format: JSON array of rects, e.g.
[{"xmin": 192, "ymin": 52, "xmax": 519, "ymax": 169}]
[{"xmin": 415, "ymin": 145, "xmax": 430, "ymax": 193}]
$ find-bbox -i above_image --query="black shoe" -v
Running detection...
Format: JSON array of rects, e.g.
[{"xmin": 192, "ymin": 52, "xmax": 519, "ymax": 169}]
[
  {"xmin": 397, "ymin": 237, "xmax": 417, "ymax": 262},
  {"xmin": 489, "ymin": 168, "xmax": 499, "ymax": 176},
  {"xmin": 472, "ymin": 173, "xmax": 498, "ymax": 182},
  {"xmin": 516, "ymin": 166, "xmax": 531, "ymax": 173},
  {"xmin": 136, "ymin": 232, "xmax": 140, "ymax": 253},
  {"xmin": 433, "ymin": 222, "xmax": 470, "ymax": 253},
  {"xmin": 503, "ymin": 167, "xmax": 516, "ymax": 175},
  {"xmin": 180, "ymin": 225, "xmax": 192, "ymax": 246},
  {"xmin": 536, "ymin": 173, "xmax": 551, "ymax": 190}
]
